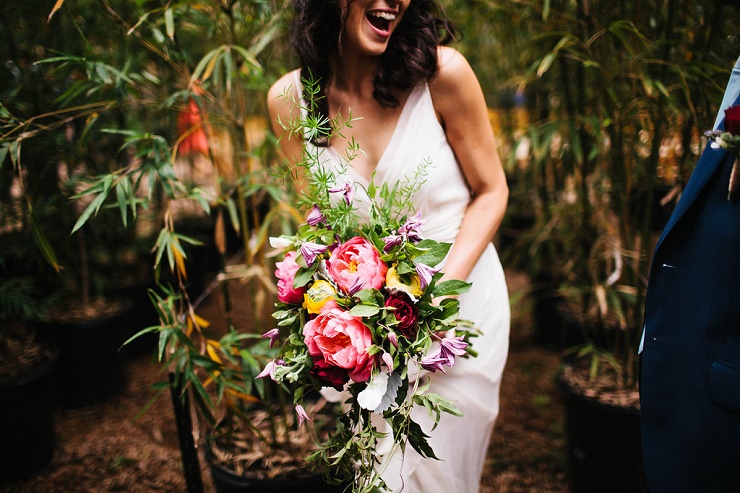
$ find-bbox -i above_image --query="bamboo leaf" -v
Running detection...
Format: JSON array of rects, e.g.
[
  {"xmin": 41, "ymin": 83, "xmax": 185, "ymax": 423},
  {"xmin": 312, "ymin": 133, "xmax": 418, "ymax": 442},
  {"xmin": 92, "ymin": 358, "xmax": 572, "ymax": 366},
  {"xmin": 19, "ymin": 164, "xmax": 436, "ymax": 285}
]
[
  {"xmin": 153, "ymin": 228, "xmax": 170, "ymax": 270},
  {"xmin": 127, "ymin": 10, "xmax": 153, "ymax": 35},
  {"xmin": 225, "ymin": 196, "xmax": 240, "ymax": 234},
  {"xmin": 115, "ymin": 175, "xmax": 133, "ymax": 227},
  {"xmin": 231, "ymin": 45, "xmax": 263, "ymax": 72},
  {"xmin": 31, "ymin": 220, "xmax": 60, "ymax": 273},
  {"xmin": 48, "ymin": 0, "xmax": 65, "ymax": 22},
  {"xmin": 214, "ymin": 211, "xmax": 227, "ymax": 256},
  {"xmin": 172, "ymin": 239, "xmax": 188, "ymax": 280},
  {"xmin": 165, "ymin": 8, "xmax": 175, "ymax": 41},
  {"xmin": 71, "ymin": 182, "xmax": 111, "ymax": 234},
  {"xmin": 0, "ymin": 143, "xmax": 8, "ymax": 169},
  {"xmin": 191, "ymin": 47, "xmax": 225, "ymax": 85}
]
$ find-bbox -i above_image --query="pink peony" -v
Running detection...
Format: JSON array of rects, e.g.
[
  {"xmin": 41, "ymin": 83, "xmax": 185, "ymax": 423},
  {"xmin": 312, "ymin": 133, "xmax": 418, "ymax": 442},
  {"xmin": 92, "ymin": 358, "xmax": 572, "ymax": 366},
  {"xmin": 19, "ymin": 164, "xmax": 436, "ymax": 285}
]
[
  {"xmin": 326, "ymin": 236, "xmax": 388, "ymax": 293},
  {"xmin": 303, "ymin": 307, "xmax": 375, "ymax": 383},
  {"xmin": 275, "ymin": 251, "xmax": 306, "ymax": 304}
]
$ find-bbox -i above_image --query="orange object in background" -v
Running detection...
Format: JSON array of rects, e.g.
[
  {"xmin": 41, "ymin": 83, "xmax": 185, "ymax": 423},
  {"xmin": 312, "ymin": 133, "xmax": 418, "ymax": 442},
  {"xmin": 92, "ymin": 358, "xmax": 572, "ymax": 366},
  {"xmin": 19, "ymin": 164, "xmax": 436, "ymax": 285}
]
[{"xmin": 177, "ymin": 96, "xmax": 209, "ymax": 156}]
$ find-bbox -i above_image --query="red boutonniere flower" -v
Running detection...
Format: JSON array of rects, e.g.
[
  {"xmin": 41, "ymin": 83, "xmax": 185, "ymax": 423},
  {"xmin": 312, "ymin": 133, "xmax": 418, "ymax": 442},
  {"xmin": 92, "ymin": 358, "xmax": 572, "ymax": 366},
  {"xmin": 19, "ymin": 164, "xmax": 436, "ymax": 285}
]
[
  {"xmin": 724, "ymin": 105, "xmax": 740, "ymax": 135},
  {"xmin": 705, "ymin": 105, "xmax": 740, "ymax": 200}
]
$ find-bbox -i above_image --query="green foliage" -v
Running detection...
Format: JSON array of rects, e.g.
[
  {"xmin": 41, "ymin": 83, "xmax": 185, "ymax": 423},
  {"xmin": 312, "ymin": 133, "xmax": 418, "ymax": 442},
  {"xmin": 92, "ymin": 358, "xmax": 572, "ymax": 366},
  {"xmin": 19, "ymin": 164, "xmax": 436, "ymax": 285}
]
[
  {"xmin": 477, "ymin": 0, "xmax": 740, "ymax": 388},
  {"xmin": 0, "ymin": 277, "xmax": 43, "ymax": 323},
  {"xmin": 1, "ymin": 0, "xmax": 311, "ymax": 472}
]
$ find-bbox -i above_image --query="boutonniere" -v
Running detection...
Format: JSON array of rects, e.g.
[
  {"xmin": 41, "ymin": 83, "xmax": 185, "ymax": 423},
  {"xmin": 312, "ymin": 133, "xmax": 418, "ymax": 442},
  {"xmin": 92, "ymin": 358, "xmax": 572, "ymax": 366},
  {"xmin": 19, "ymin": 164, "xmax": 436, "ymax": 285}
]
[{"xmin": 705, "ymin": 105, "xmax": 740, "ymax": 201}]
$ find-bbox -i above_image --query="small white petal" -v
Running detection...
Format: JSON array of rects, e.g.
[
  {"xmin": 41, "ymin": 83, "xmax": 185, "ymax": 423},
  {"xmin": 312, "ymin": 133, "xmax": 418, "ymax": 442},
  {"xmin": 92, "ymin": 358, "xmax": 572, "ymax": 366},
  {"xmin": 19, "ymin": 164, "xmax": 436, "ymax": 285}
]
[
  {"xmin": 357, "ymin": 371, "xmax": 389, "ymax": 411},
  {"xmin": 269, "ymin": 236, "xmax": 293, "ymax": 250}
]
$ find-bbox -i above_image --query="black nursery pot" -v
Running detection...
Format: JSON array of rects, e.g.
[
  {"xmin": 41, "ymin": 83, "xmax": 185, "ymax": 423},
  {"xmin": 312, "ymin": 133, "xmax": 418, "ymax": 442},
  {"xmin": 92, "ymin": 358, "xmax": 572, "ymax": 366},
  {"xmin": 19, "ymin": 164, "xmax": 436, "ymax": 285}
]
[
  {"xmin": 558, "ymin": 374, "xmax": 645, "ymax": 493},
  {"xmin": 34, "ymin": 304, "xmax": 131, "ymax": 407},
  {"xmin": 208, "ymin": 461, "xmax": 349, "ymax": 493},
  {"xmin": 0, "ymin": 348, "xmax": 57, "ymax": 482}
]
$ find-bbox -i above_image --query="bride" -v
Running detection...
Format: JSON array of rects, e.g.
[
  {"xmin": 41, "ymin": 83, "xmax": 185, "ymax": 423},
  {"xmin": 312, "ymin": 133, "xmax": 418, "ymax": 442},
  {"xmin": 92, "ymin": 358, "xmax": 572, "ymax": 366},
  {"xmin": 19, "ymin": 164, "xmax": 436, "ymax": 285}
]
[{"xmin": 267, "ymin": 1, "xmax": 510, "ymax": 491}]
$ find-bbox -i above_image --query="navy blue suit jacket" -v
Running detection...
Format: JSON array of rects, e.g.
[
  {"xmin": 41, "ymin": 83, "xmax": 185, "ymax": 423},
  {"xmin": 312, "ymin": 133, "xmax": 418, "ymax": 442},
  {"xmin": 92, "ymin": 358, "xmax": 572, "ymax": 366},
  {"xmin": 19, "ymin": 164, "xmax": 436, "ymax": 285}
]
[{"xmin": 641, "ymin": 60, "xmax": 740, "ymax": 492}]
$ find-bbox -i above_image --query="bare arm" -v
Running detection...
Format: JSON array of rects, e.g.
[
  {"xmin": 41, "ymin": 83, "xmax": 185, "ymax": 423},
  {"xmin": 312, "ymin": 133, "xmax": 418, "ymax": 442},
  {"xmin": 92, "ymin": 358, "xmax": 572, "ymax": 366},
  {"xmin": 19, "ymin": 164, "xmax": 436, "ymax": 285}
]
[
  {"xmin": 267, "ymin": 70, "xmax": 305, "ymax": 178},
  {"xmin": 429, "ymin": 47, "xmax": 509, "ymax": 282}
]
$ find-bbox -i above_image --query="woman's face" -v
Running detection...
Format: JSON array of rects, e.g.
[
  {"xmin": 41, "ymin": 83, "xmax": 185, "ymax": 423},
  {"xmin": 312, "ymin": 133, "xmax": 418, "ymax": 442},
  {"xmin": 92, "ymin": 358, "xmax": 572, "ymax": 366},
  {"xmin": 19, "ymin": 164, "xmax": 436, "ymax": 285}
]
[{"xmin": 339, "ymin": 0, "xmax": 411, "ymax": 57}]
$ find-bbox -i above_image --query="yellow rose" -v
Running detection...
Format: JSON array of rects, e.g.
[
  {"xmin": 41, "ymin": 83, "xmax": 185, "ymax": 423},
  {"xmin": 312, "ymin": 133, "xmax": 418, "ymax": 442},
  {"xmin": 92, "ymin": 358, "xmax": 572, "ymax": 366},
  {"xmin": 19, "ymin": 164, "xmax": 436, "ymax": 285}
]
[
  {"xmin": 385, "ymin": 265, "xmax": 423, "ymax": 298},
  {"xmin": 303, "ymin": 280, "xmax": 337, "ymax": 314}
]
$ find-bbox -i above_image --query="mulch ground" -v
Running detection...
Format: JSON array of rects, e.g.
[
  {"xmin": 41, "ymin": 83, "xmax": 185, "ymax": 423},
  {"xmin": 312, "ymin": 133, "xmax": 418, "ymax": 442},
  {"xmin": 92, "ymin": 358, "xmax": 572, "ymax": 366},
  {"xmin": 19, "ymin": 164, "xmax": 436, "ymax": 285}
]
[{"xmin": 0, "ymin": 270, "xmax": 568, "ymax": 492}]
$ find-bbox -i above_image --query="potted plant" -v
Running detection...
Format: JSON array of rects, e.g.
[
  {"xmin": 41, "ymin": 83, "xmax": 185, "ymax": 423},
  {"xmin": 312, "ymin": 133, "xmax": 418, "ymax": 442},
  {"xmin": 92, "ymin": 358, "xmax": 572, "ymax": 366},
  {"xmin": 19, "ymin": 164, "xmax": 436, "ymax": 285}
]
[
  {"xmin": 0, "ymin": 262, "xmax": 58, "ymax": 482},
  {"xmin": 483, "ymin": 0, "xmax": 740, "ymax": 490},
  {"xmin": 0, "ymin": 0, "xmax": 170, "ymax": 408},
  {"xmin": 30, "ymin": 1, "xmax": 349, "ymax": 489}
]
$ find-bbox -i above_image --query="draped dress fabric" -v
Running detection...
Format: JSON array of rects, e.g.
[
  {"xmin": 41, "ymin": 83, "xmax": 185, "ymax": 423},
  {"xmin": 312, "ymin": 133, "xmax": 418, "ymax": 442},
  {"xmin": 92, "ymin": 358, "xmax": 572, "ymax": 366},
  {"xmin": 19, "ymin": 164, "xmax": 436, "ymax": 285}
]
[{"xmin": 295, "ymin": 70, "xmax": 510, "ymax": 492}]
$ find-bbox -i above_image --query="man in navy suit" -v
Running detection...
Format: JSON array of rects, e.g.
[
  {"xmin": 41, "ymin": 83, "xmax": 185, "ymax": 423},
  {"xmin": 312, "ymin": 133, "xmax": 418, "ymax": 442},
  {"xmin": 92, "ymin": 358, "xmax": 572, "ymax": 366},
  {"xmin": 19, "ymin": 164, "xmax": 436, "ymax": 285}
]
[{"xmin": 640, "ymin": 55, "xmax": 740, "ymax": 492}]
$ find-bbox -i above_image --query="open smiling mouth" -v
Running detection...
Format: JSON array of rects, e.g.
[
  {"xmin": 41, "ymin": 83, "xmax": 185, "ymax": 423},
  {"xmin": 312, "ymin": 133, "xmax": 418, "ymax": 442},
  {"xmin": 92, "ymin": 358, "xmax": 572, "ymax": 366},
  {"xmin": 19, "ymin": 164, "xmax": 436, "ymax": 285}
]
[{"xmin": 367, "ymin": 11, "xmax": 396, "ymax": 34}]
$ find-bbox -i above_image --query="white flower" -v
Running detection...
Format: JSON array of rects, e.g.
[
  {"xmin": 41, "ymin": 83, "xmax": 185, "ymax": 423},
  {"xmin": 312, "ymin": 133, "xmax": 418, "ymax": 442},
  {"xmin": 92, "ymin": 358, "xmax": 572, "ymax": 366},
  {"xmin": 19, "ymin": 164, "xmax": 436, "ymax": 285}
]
[
  {"xmin": 269, "ymin": 236, "xmax": 293, "ymax": 250},
  {"xmin": 357, "ymin": 370, "xmax": 390, "ymax": 411}
]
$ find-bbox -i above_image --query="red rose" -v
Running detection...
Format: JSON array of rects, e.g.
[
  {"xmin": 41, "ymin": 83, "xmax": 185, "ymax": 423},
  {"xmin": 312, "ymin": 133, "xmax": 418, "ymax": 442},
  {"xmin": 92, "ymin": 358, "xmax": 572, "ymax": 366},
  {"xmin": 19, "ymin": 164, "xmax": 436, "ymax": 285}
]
[
  {"xmin": 725, "ymin": 105, "xmax": 740, "ymax": 135},
  {"xmin": 385, "ymin": 292, "xmax": 418, "ymax": 339},
  {"xmin": 310, "ymin": 357, "xmax": 350, "ymax": 390}
]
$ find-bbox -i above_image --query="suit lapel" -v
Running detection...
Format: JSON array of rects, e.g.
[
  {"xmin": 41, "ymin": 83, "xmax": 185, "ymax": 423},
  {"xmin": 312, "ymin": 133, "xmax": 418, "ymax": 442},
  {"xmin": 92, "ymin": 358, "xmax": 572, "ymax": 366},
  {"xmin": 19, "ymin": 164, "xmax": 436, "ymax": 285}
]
[{"xmin": 656, "ymin": 81, "xmax": 740, "ymax": 249}]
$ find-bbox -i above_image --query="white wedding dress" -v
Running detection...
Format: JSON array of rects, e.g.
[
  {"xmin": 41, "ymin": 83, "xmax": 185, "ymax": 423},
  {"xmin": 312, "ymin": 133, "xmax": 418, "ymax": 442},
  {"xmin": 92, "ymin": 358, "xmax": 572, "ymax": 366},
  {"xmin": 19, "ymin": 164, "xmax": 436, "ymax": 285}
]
[{"xmin": 296, "ymin": 71, "xmax": 510, "ymax": 493}]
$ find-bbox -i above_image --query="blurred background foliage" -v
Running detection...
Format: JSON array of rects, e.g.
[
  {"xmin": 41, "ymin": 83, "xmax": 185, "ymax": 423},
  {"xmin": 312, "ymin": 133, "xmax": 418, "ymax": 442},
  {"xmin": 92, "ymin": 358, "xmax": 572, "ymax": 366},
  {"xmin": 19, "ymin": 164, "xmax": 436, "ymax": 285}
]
[{"xmin": 455, "ymin": 0, "xmax": 740, "ymax": 388}]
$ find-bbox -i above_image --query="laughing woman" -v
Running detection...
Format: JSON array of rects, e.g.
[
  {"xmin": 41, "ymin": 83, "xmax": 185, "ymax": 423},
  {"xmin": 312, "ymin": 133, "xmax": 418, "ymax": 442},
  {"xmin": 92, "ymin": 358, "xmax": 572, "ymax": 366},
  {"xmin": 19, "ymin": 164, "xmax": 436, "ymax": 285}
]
[{"xmin": 267, "ymin": 1, "xmax": 510, "ymax": 491}]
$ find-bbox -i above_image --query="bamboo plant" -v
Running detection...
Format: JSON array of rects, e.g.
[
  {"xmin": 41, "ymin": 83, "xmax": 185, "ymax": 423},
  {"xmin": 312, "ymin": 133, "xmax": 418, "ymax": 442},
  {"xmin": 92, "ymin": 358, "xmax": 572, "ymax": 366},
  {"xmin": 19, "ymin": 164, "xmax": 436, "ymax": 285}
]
[
  {"xmin": 2, "ymin": 0, "xmax": 335, "ymax": 480},
  {"xmin": 482, "ymin": 0, "xmax": 740, "ymax": 395}
]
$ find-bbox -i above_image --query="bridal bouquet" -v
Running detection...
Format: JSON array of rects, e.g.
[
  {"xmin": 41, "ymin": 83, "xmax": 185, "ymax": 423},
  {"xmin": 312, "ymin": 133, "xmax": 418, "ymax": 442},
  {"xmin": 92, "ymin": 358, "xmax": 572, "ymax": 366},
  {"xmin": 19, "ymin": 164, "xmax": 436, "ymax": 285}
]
[{"xmin": 261, "ymin": 159, "xmax": 477, "ymax": 492}]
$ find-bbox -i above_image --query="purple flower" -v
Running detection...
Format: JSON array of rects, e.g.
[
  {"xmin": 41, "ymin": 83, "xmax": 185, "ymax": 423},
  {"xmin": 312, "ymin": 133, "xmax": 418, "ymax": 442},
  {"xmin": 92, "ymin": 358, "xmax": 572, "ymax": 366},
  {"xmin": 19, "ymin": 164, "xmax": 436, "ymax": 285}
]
[
  {"xmin": 399, "ymin": 211, "xmax": 425, "ymax": 243},
  {"xmin": 300, "ymin": 241, "xmax": 328, "ymax": 266},
  {"xmin": 440, "ymin": 336, "xmax": 468, "ymax": 363},
  {"xmin": 382, "ymin": 212, "xmax": 425, "ymax": 251},
  {"xmin": 382, "ymin": 352, "xmax": 394, "ymax": 370},
  {"xmin": 415, "ymin": 262, "xmax": 440, "ymax": 289},
  {"xmin": 421, "ymin": 350, "xmax": 448, "ymax": 373},
  {"xmin": 306, "ymin": 205, "xmax": 325, "ymax": 226},
  {"xmin": 387, "ymin": 330, "xmax": 398, "ymax": 348},
  {"xmin": 329, "ymin": 182, "xmax": 355, "ymax": 205},
  {"xmin": 382, "ymin": 233, "xmax": 403, "ymax": 252},
  {"xmin": 295, "ymin": 404, "xmax": 311, "ymax": 427},
  {"xmin": 346, "ymin": 277, "xmax": 366, "ymax": 296},
  {"xmin": 256, "ymin": 360, "xmax": 278, "ymax": 381},
  {"xmin": 262, "ymin": 328, "xmax": 280, "ymax": 348},
  {"xmin": 420, "ymin": 336, "xmax": 468, "ymax": 373}
]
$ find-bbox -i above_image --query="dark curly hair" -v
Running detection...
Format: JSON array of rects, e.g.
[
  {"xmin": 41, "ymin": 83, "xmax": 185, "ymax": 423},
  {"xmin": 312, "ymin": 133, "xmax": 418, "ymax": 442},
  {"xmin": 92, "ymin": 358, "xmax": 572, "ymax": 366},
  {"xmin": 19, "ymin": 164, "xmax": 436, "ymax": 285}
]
[{"xmin": 289, "ymin": 0, "xmax": 458, "ymax": 142}]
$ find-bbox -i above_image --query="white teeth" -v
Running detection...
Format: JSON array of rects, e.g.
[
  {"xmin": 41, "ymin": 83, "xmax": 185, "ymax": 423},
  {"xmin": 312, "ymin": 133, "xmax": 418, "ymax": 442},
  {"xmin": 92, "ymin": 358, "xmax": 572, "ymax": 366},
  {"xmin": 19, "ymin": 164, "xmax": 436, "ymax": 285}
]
[{"xmin": 369, "ymin": 11, "xmax": 396, "ymax": 21}]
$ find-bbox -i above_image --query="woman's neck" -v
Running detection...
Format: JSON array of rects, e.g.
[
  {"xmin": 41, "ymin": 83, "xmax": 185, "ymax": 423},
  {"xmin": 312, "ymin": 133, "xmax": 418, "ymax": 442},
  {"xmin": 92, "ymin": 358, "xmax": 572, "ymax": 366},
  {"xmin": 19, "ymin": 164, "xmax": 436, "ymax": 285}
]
[{"xmin": 329, "ymin": 50, "xmax": 379, "ymax": 97}]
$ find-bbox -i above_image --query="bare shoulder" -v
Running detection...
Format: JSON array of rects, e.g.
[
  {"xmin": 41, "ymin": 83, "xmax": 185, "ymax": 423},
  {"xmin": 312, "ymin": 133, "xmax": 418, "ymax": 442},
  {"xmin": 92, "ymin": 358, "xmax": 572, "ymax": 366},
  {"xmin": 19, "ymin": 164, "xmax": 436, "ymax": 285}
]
[
  {"xmin": 429, "ymin": 46, "xmax": 477, "ymax": 95},
  {"xmin": 267, "ymin": 69, "xmax": 304, "ymax": 163},
  {"xmin": 267, "ymin": 69, "xmax": 301, "ymax": 133},
  {"xmin": 268, "ymin": 70, "xmax": 299, "ymax": 103},
  {"xmin": 428, "ymin": 46, "xmax": 485, "ymax": 127}
]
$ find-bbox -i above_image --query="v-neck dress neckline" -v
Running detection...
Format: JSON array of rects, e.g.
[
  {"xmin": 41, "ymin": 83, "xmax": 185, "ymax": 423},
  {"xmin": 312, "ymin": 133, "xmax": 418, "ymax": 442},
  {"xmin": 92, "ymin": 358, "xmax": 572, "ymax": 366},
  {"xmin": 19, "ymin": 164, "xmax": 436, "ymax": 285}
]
[{"xmin": 325, "ymin": 81, "xmax": 426, "ymax": 186}]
